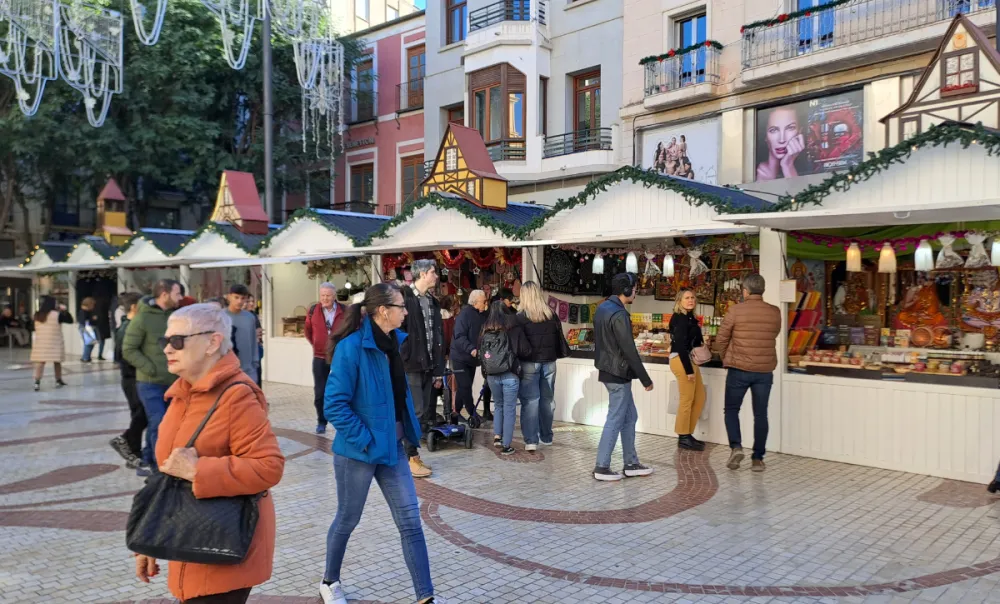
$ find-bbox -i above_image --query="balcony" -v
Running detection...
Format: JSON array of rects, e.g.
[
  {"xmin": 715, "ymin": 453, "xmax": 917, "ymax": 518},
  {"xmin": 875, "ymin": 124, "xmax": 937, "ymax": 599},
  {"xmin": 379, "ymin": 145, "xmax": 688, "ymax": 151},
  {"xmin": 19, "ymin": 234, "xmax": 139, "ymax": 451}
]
[
  {"xmin": 740, "ymin": 0, "xmax": 996, "ymax": 84},
  {"xmin": 487, "ymin": 140, "xmax": 527, "ymax": 162},
  {"xmin": 465, "ymin": 0, "xmax": 548, "ymax": 57},
  {"xmin": 396, "ymin": 78, "xmax": 424, "ymax": 113},
  {"xmin": 330, "ymin": 202, "xmax": 401, "ymax": 217},
  {"xmin": 469, "ymin": 0, "xmax": 545, "ymax": 33},
  {"xmin": 542, "ymin": 128, "xmax": 612, "ymax": 158},
  {"xmin": 348, "ymin": 90, "xmax": 377, "ymax": 124},
  {"xmin": 643, "ymin": 45, "xmax": 722, "ymax": 110}
]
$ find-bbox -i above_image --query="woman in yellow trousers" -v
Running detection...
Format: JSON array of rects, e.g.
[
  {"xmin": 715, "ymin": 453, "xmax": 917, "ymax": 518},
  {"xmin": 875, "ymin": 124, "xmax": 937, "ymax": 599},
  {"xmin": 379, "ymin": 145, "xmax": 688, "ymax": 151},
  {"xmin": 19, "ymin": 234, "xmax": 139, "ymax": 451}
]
[{"xmin": 668, "ymin": 288, "xmax": 706, "ymax": 451}]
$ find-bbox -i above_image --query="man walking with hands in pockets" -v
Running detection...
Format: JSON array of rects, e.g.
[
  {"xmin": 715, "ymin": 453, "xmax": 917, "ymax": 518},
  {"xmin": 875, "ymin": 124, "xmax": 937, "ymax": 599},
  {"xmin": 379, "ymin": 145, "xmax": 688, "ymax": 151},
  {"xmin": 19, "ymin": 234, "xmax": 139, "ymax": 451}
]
[{"xmin": 592, "ymin": 273, "xmax": 654, "ymax": 482}]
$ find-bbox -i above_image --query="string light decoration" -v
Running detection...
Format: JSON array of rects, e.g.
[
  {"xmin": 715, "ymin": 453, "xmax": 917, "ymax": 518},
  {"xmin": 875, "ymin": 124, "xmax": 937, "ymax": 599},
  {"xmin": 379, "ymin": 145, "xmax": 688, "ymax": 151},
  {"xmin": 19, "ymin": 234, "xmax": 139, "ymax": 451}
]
[
  {"xmin": 56, "ymin": 0, "xmax": 124, "ymax": 127},
  {"xmin": 128, "ymin": 0, "xmax": 168, "ymax": 45},
  {"xmin": 0, "ymin": 0, "xmax": 59, "ymax": 117},
  {"xmin": 199, "ymin": 0, "xmax": 262, "ymax": 70}
]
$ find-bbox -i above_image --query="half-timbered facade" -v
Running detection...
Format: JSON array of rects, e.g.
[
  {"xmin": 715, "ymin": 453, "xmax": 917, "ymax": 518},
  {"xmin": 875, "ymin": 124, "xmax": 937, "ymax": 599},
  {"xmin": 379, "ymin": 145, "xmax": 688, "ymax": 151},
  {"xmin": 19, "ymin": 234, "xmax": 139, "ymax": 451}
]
[{"xmin": 421, "ymin": 123, "xmax": 508, "ymax": 209}]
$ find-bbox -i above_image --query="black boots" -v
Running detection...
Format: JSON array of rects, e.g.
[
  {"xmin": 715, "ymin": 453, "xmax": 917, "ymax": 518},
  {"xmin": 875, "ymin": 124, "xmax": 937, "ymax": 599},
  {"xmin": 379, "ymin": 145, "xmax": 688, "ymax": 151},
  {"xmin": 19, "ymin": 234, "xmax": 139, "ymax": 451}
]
[
  {"xmin": 989, "ymin": 461, "xmax": 1000, "ymax": 493},
  {"xmin": 678, "ymin": 434, "xmax": 705, "ymax": 451}
]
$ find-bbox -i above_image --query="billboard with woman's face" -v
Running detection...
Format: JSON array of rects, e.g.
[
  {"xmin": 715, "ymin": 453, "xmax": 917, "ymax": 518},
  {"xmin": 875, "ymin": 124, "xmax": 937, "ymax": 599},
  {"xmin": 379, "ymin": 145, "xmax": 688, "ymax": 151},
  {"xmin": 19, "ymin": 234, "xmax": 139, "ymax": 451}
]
[
  {"xmin": 755, "ymin": 90, "xmax": 864, "ymax": 182},
  {"xmin": 641, "ymin": 117, "xmax": 719, "ymax": 185}
]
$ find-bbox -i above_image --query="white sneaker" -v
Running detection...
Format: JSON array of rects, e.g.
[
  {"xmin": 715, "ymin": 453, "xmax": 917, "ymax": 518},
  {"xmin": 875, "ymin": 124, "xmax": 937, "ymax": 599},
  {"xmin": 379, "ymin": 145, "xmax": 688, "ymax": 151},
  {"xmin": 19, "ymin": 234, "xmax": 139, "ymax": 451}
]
[
  {"xmin": 320, "ymin": 581, "xmax": 348, "ymax": 604},
  {"xmin": 525, "ymin": 443, "xmax": 537, "ymax": 452}
]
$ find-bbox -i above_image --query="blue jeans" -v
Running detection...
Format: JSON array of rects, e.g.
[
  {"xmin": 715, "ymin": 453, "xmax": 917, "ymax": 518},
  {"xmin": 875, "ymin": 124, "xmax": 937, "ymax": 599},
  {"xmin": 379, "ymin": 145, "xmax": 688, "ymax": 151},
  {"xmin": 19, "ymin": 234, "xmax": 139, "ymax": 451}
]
[
  {"xmin": 595, "ymin": 381, "xmax": 639, "ymax": 469},
  {"xmin": 519, "ymin": 361, "xmax": 557, "ymax": 444},
  {"xmin": 136, "ymin": 382, "xmax": 170, "ymax": 466},
  {"xmin": 723, "ymin": 368, "xmax": 773, "ymax": 460},
  {"xmin": 488, "ymin": 372, "xmax": 520, "ymax": 447},
  {"xmin": 80, "ymin": 326, "xmax": 104, "ymax": 361},
  {"xmin": 325, "ymin": 441, "xmax": 433, "ymax": 601}
]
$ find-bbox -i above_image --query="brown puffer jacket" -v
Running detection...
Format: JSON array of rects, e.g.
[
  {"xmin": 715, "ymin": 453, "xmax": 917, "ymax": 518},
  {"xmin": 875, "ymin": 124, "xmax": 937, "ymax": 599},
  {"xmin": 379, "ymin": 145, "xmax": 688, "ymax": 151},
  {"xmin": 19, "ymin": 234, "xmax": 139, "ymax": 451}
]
[{"xmin": 714, "ymin": 295, "xmax": 782, "ymax": 373}]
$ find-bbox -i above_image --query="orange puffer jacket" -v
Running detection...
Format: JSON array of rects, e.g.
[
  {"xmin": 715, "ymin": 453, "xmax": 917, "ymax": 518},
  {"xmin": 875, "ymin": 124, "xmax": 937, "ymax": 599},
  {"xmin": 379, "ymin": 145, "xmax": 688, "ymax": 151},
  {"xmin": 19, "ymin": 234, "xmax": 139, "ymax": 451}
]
[
  {"xmin": 714, "ymin": 295, "xmax": 782, "ymax": 373},
  {"xmin": 156, "ymin": 352, "xmax": 285, "ymax": 602}
]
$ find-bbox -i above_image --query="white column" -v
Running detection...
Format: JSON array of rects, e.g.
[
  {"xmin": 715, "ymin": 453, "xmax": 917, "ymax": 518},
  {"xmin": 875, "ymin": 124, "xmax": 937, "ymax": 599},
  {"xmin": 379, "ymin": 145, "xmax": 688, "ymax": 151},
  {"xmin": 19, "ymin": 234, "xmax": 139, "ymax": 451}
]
[
  {"xmin": 117, "ymin": 267, "xmax": 130, "ymax": 294},
  {"xmin": 262, "ymin": 264, "xmax": 273, "ymax": 382},
  {"xmin": 179, "ymin": 264, "xmax": 192, "ymax": 297},
  {"xmin": 66, "ymin": 271, "xmax": 80, "ymax": 357},
  {"xmin": 758, "ymin": 227, "xmax": 786, "ymax": 454},
  {"xmin": 370, "ymin": 254, "xmax": 382, "ymax": 285}
]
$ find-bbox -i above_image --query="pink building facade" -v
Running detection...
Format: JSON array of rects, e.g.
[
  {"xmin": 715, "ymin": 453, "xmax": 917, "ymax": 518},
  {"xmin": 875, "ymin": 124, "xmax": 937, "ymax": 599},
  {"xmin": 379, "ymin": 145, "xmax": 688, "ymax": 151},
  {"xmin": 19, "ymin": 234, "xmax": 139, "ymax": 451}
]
[{"xmin": 333, "ymin": 11, "xmax": 426, "ymax": 217}]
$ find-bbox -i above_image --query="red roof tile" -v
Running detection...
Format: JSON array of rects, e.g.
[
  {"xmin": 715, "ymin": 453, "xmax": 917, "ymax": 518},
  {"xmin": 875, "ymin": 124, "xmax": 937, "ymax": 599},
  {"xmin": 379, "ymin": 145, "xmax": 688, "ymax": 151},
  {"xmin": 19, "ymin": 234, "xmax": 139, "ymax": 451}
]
[
  {"xmin": 222, "ymin": 170, "xmax": 269, "ymax": 223},
  {"xmin": 448, "ymin": 124, "xmax": 506, "ymax": 181},
  {"xmin": 98, "ymin": 179, "xmax": 126, "ymax": 202}
]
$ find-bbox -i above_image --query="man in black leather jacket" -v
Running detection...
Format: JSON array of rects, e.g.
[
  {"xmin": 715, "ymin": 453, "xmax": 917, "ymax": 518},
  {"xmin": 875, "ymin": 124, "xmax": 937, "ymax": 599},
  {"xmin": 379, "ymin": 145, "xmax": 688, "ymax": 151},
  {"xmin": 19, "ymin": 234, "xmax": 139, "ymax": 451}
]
[{"xmin": 592, "ymin": 273, "xmax": 654, "ymax": 482}]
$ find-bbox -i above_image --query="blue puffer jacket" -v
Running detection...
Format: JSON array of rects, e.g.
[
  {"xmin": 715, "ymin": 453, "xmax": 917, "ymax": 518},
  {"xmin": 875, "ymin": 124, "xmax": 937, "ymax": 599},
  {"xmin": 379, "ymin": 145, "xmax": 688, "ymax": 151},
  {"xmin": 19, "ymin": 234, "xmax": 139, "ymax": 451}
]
[{"xmin": 324, "ymin": 318, "xmax": 422, "ymax": 466}]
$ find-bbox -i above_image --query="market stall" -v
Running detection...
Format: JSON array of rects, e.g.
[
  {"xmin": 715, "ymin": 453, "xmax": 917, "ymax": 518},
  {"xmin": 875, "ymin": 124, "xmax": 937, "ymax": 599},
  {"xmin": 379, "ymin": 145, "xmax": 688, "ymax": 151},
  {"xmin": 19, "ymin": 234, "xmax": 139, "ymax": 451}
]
[
  {"xmin": 111, "ymin": 228, "xmax": 194, "ymax": 294},
  {"xmin": 718, "ymin": 122, "xmax": 1000, "ymax": 483},
  {"xmin": 524, "ymin": 169, "xmax": 779, "ymax": 448}
]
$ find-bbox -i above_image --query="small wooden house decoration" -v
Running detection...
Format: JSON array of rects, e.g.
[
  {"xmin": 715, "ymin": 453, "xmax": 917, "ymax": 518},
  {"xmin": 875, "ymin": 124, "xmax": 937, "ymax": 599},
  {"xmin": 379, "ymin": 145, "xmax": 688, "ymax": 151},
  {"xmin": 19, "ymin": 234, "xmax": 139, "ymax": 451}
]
[
  {"xmin": 211, "ymin": 170, "xmax": 270, "ymax": 235},
  {"xmin": 95, "ymin": 178, "xmax": 132, "ymax": 246},
  {"xmin": 421, "ymin": 124, "xmax": 508, "ymax": 210},
  {"xmin": 882, "ymin": 14, "xmax": 1000, "ymax": 145}
]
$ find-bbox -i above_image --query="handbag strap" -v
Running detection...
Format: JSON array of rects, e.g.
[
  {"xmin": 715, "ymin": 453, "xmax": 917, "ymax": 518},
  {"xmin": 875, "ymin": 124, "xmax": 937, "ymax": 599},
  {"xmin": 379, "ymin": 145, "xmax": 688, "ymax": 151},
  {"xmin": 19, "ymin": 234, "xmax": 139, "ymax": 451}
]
[{"xmin": 184, "ymin": 381, "xmax": 254, "ymax": 448}]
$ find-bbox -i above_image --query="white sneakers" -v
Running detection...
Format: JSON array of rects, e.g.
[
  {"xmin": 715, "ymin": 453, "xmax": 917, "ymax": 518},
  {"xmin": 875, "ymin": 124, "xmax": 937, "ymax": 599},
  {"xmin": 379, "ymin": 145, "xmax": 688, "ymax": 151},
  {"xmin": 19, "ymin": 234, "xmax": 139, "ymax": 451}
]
[
  {"xmin": 320, "ymin": 581, "xmax": 348, "ymax": 604},
  {"xmin": 525, "ymin": 443, "xmax": 538, "ymax": 452}
]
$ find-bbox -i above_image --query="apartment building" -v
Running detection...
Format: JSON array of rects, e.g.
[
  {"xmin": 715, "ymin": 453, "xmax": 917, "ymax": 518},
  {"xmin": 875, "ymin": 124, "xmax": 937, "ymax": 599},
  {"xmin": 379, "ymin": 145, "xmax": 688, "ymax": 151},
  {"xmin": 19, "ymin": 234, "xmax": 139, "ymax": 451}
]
[
  {"xmin": 329, "ymin": 0, "xmax": 420, "ymax": 34},
  {"xmin": 322, "ymin": 11, "xmax": 427, "ymax": 217},
  {"xmin": 622, "ymin": 0, "xmax": 997, "ymax": 190},
  {"xmin": 423, "ymin": 0, "xmax": 624, "ymax": 202}
]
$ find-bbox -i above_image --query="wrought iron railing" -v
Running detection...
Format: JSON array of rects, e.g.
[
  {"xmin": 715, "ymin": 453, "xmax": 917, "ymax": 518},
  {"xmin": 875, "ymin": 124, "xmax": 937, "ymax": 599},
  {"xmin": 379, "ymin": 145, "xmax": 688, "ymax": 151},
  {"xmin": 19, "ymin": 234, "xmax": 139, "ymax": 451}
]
[
  {"xmin": 469, "ymin": 0, "xmax": 545, "ymax": 33},
  {"xmin": 542, "ymin": 128, "xmax": 612, "ymax": 158},
  {"xmin": 486, "ymin": 139, "xmax": 526, "ymax": 161},
  {"xmin": 331, "ymin": 202, "xmax": 376, "ymax": 214},
  {"xmin": 741, "ymin": 0, "xmax": 995, "ymax": 70},
  {"xmin": 396, "ymin": 78, "xmax": 424, "ymax": 113},
  {"xmin": 348, "ymin": 90, "xmax": 377, "ymax": 123},
  {"xmin": 644, "ymin": 46, "xmax": 721, "ymax": 97},
  {"xmin": 424, "ymin": 159, "xmax": 436, "ymax": 174}
]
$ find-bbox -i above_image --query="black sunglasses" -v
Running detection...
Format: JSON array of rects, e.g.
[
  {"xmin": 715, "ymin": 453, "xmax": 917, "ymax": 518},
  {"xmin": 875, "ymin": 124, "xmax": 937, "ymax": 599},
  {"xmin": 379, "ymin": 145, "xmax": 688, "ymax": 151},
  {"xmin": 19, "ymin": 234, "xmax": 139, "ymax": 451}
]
[{"xmin": 158, "ymin": 331, "xmax": 214, "ymax": 351}]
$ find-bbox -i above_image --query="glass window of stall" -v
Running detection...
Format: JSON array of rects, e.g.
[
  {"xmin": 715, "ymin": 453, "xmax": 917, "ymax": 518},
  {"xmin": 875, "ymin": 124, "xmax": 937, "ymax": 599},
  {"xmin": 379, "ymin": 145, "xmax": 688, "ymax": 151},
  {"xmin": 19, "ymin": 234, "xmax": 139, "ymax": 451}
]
[{"xmin": 785, "ymin": 224, "xmax": 1000, "ymax": 385}]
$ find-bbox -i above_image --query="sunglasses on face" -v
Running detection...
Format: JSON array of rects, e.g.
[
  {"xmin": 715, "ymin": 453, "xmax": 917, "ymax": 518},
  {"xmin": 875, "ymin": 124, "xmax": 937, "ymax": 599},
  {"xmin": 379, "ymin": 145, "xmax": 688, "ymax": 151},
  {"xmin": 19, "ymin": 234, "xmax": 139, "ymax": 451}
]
[
  {"xmin": 158, "ymin": 331, "xmax": 213, "ymax": 351},
  {"xmin": 384, "ymin": 303, "xmax": 406, "ymax": 309}
]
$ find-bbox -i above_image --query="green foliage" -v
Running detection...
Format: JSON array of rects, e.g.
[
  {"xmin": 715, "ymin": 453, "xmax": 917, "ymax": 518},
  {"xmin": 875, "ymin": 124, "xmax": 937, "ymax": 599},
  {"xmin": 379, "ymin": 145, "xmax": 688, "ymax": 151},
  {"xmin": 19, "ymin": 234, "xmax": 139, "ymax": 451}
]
[{"xmin": 638, "ymin": 41, "xmax": 724, "ymax": 66}]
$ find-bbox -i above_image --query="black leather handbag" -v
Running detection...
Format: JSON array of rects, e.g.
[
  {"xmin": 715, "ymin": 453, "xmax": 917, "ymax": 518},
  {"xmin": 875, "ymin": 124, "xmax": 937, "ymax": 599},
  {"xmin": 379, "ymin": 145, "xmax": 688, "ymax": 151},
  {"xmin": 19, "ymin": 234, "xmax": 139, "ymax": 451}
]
[{"xmin": 126, "ymin": 381, "xmax": 262, "ymax": 565}]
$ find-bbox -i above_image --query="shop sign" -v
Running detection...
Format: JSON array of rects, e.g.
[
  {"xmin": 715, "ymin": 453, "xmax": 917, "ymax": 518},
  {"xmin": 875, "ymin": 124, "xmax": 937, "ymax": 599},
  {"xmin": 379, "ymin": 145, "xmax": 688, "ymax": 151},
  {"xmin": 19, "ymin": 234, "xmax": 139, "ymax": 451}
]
[
  {"xmin": 345, "ymin": 137, "xmax": 375, "ymax": 150},
  {"xmin": 640, "ymin": 117, "xmax": 719, "ymax": 185},
  {"xmin": 755, "ymin": 90, "xmax": 864, "ymax": 182}
]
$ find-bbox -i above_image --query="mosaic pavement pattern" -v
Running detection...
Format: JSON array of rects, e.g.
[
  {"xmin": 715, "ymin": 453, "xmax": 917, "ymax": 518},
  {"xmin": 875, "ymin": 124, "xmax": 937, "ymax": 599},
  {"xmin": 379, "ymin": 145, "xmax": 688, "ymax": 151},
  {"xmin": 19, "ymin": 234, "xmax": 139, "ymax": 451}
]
[{"xmin": 1, "ymin": 350, "xmax": 1000, "ymax": 603}]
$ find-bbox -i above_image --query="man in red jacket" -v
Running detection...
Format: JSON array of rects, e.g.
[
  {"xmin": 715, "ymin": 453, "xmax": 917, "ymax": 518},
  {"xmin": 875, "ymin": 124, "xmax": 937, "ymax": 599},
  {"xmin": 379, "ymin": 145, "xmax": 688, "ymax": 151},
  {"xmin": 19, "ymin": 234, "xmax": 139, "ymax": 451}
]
[{"xmin": 305, "ymin": 282, "xmax": 345, "ymax": 434}]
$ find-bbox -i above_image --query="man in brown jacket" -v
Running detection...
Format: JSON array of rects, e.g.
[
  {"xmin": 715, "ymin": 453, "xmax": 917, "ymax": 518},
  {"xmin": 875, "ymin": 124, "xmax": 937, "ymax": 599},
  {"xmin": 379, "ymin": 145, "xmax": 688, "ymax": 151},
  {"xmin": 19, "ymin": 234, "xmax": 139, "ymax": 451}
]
[{"xmin": 714, "ymin": 274, "xmax": 781, "ymax": 472}]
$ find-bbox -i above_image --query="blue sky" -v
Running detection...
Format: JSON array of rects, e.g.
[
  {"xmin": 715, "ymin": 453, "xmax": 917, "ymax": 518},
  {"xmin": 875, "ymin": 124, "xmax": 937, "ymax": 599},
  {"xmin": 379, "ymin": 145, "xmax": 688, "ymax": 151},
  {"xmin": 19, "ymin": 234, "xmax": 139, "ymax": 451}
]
[{"xmin": 414, "ymin": 0, "xmax": 425, "ymax": 8}]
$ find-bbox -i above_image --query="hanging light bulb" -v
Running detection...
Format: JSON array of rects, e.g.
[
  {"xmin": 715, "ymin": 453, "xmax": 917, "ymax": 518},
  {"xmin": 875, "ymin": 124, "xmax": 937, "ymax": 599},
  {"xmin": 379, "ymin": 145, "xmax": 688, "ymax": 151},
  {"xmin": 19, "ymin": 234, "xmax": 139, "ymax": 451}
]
[
  {"xmin": 625, "ymin": 252, "xmax": 638, "ymax": 274},
  {"xmin": 846, "ymin": 242, "xmax": 862, "ymax": 272},
  {"xmin": 914, "ymin": 240, "xmax": 934, "ymax": 272},
  {"xmin": 663, "ymin": 254, "xmax": 675, "ymax": 277},
  {"xmin": 344, "ymin": 281, "xmax": 352, "ymax": 290},
  {"xmin": 991, "ymin": 239, "xmax": 1000, "ymax": 267},
  {"xmin": 878, "ymin": 242, "xmax": 897, "ymax": 273},
  {"xmin": 592, "ymin": 253, "xmax": 604, "ymax": 274}
]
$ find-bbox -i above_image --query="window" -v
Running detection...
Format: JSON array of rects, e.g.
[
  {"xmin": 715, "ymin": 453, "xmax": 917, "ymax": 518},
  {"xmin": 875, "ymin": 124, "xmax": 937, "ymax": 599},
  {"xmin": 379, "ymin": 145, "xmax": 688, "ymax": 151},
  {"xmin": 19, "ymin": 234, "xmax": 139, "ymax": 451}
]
[
  {"xmin": 446, "ymin": 104, "xmax": 464, "ymax": 125},
  {"xmin": 797, "ymin": 0, "xmax": 835, "ymax": 53},
  {"xmin": 941, "ymin": 49, "xmax": 978, "ymax": 96},
  {"xmin": 473, "ymin": 86, "xmax": 504, "ymax": 141},
  {"xmin": 676, "ymin": 13, "xmax": 708, "ymax": 84},
  {"xmin": 387, "ymin": 3, "xmax": 398, "ymax": 20},
  {"xmin": 401, "ymin": 156, "xmax": 425, "ymax": 204},
  {"xmin": 447, "ymin": 0, "xmax": 467, "ymax": 45},
  {"xmin": 350, "ymin": 163, "xmax": 374, "ymax": 203},
  {"xmin": 574, "ymin": 71, "xmax": 601, "ymax": 133},
  {"xmin": 356, "ymin": 0, "xmax": 369, "ymax": 21},
  {"xmin": 539, "ymin": 77, "xmax": 547, "ymax": 136},
  {"xmin": 356, "ymin": 58, "xmax": 374, "ymax": 121},
  {"xmin": 900, "ymin": 116, "xmax": 920, "ymax": 141},
  {"xmin": 508, "ymin": 92, "xmax": 524, "ymax": 138},
  {"xmin": 470, "ymin": 64, "xmax": 525, "ymax": 159},
  {"xmin": 406, "ymin": 45, "xmax": 425, "ymax": 108},
  {"xmin": 466, "ymin": 180, "xmax": 476, "ymax": 197},
  {"xmin": 445, "ymin": 148, "xmax": 458, "ymax": 171}
]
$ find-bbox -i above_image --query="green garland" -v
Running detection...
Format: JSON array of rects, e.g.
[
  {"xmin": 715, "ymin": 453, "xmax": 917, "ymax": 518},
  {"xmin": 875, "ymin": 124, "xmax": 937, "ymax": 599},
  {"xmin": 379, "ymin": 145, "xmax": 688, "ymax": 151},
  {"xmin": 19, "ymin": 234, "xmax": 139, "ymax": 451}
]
[
  {"xmin": 181, "ymin": 221, "xmax": 256, "ymax": 254},
  {"xmin": 114, "ymin": 231, "xmax": 179, "ymax": 259},
  {"xmin": 639, "ymin": 40, "xmax": 723, "ymax": 66},
  {"xmin": 79, "ymin": 239, "xmax": 117, "ymax": 260},
  {"xmin": 741, "ymin": 0, "xmax": 852, "ymax": 33},
  {"xmin": 771, "ymin": 121, "xmax": 1000, "ymax": 212},
  {"xmin": 256, "ymin": 208, "xmax": 365, "ymax": 252}
]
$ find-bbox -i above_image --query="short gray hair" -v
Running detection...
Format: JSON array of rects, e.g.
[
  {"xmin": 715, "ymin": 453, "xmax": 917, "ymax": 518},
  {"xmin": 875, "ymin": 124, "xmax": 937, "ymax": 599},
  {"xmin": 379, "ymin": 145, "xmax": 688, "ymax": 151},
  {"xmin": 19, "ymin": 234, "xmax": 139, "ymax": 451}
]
[
  {"xmin": 411, "ymin": 259, "xmax": 437, "ymax": 280},
  {"xmin": 319, "ymin": 282, "xmax": 337, "ymax": 293},
  {"xmin": 169, "ymin": 303, "xmax": 233, "ymax": 356},
  {"xmin": 467, "ymin": 289, "xmax": 486, "ymax": 305},
  {"xmin": 743, "ymin": 274, "xmax": 766, "ymax": 296}
]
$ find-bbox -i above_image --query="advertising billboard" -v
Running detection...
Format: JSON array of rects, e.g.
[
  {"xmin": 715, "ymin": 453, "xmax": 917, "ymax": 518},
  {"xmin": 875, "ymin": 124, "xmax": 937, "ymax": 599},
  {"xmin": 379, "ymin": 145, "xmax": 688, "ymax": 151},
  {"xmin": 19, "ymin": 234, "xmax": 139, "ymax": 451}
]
[
  {"xmin": 641, "ymin": 117, "xmax": 719, "ymax": 185},
  {"xmin": 754, "ymin": 90, "xmax": 864, "ymax": 182}
]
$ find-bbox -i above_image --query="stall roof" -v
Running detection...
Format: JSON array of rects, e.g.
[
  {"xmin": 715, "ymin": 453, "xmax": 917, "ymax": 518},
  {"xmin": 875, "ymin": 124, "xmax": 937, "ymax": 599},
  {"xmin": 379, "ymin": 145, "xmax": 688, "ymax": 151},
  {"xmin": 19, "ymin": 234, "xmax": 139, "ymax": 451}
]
[
  {"xmin": 138, "ymin": 228, "xmax": 195, "ymax": 256},
  {"xmin": 190, "ymin": 252, "xmax": 358, "ymax": 269},
  {"xmin": 312, "ymin": 209, "xmax": 391, "ymax": 240},
  {"xmin": 465, "ymin": 200, "xmax": 549, "ymax": 227}
]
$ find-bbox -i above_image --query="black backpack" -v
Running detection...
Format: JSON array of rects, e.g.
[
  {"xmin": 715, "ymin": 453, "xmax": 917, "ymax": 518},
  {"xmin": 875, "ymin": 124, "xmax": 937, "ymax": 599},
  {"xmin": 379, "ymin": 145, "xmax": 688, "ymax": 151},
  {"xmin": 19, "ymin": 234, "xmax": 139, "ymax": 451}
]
[{"xmin": 480, "ymin": 330, "xmax": 515, "ymax": 376}]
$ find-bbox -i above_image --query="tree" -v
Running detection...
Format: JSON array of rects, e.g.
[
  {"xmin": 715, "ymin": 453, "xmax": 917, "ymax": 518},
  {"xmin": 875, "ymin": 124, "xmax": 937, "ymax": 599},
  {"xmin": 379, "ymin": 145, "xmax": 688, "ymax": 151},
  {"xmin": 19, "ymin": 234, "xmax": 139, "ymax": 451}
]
[{"xmin": 0, "ymin": 0, "xmax": 359, "ymax": 243}]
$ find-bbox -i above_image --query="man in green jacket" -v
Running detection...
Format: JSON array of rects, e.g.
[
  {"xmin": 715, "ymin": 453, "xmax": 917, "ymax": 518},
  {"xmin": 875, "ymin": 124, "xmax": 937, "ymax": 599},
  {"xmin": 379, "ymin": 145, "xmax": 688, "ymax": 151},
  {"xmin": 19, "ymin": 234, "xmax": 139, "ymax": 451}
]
[{"xmin": 122, "ymin": 279, "xmax": 181, "ymax": 476}]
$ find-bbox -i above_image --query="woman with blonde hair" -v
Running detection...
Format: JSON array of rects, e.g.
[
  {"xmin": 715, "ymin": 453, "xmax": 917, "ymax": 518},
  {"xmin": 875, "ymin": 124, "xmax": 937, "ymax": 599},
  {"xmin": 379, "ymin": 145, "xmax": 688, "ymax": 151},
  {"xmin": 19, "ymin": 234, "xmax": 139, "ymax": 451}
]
[
  {"xmin": 514, "ymin": 281, "xmax": 570, "ymax": 449},
  {"xmin": 668, "ymin": 288, "xmax": 707, "ymax": 451}
]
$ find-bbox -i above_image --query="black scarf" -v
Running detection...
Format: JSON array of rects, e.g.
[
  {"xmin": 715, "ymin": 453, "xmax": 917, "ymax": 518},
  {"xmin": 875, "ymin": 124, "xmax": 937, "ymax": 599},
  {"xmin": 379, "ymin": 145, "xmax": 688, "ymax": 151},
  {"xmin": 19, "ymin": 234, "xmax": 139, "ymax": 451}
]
[{"xmin": 371, "ymin": 316, "xmax": 408, "ymax": 428}]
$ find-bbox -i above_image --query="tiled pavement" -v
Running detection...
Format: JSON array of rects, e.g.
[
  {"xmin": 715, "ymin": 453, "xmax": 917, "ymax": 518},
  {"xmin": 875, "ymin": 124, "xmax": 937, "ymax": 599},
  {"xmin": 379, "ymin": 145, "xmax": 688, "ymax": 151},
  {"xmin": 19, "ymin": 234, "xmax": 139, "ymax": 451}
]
[{"xmin": 2, "ymin": 352, "xmax": 1000, "ymax": 603}]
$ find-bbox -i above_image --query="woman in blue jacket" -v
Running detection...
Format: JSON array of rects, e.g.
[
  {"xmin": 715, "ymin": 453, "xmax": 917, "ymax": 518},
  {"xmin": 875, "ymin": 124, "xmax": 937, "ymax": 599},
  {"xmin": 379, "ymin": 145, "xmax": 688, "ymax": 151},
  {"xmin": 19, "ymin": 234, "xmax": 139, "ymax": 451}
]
[{"xmin": 320, "ymin": 283, "xmax": 439, "ymax": 604}]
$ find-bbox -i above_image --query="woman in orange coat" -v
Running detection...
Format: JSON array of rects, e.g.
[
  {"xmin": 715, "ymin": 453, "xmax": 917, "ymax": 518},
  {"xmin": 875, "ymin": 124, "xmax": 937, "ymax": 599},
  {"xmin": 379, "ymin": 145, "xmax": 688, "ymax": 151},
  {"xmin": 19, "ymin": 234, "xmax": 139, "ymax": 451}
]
[{"xmin": 133, "ymin": 303, "xmax": 285, "ymax": 603}]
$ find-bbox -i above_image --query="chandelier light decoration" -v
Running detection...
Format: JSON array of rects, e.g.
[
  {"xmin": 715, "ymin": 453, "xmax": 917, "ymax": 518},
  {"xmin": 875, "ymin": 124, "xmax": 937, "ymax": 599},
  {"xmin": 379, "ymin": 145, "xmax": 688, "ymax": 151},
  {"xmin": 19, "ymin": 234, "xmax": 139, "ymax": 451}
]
[
  {"xmin": 301, "ymin": 35, "xmax": 345, "ymax": 159},
  {"xmin": 57, "ymin": 0, "xmax": 124, "ymax": 127},
  {"xmin": 199, "ymin": 0, "xmax": 262, "ymax": 70},
  {"xmin": 128, "ymin": 0, "xmax": 168, "ymax": 46},
  {"xmin": 268, "ymin": 0, "xmax": 325, "ymax": 88},
  {"xmin": 0, "ymin": 0, "xmax": 59, "ymax": 117}
]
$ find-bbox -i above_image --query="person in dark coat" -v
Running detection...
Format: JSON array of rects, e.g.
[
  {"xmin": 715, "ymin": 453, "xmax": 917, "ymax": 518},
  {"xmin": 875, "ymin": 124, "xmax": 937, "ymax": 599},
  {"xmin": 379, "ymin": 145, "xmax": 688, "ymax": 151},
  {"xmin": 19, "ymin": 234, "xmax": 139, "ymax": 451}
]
[{"xmin": 450, "ymin": 290, "xmax": 488, "ymax": 422}]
